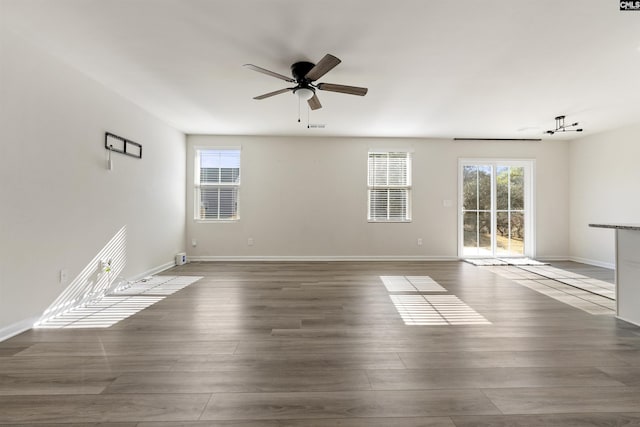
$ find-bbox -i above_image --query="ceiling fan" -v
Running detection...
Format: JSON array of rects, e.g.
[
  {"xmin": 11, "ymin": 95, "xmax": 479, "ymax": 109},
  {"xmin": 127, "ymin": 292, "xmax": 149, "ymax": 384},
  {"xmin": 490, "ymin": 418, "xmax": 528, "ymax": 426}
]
[{"xmin": 243, "ymin": 54, "xmax": 368, "ymax": 110}]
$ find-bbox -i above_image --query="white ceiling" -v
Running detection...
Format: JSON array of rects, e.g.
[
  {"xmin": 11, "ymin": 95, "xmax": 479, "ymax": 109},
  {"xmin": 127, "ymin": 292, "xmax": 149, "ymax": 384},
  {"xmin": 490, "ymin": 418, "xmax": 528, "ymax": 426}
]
[{"xmin": 3, "ymin": 0, "xmax": 640, "ymax": 139}]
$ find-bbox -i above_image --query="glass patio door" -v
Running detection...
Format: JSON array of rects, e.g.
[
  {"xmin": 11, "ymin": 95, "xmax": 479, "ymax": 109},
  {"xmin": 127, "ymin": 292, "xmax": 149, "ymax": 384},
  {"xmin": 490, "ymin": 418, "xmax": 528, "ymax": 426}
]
[{"xmin": 459, "ymin": 160, "xmax": 533, "ymax": 258}]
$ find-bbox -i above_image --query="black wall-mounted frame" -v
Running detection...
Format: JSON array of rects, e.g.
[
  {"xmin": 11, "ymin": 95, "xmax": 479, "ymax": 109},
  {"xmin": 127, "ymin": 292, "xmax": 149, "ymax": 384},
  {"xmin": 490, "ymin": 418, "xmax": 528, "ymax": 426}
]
[{"xmin": 105, "ymin": 132, "xmax": 142, "ymax": 159}]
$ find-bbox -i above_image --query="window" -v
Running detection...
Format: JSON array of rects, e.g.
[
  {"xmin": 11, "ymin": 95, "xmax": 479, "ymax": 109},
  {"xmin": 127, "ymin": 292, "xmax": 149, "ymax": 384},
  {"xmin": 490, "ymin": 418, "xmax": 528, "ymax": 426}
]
[
  {"xmin": 194, "ymin": 148, "xmax": 240, "ymax": 220},
  {"xmin": 368, "ymin": 151, "xmax": 412, "ymax": 222}
]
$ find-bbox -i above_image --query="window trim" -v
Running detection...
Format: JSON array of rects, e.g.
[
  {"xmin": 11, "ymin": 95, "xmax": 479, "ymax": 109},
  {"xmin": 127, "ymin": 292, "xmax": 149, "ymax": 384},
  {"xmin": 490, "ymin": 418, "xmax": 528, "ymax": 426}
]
[
  {"xmin": 194, "ymin": 146, "xmax": 241, "ymax": 222},
  {"xmin": 367, "ymin": 151, "xmax": 413, "ymax": 223}
]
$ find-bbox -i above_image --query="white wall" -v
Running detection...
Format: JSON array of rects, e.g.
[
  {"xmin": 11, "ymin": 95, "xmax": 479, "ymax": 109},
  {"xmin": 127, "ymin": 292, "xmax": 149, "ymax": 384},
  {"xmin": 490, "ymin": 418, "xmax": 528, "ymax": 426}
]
[
  {"xmin": 569, "ymin": 123, "xmax": 640, "ymax": 268},
  {"xmin": 0, "ymin": 29, "xmax": 186, "ymax": 337},
  {"xmin": 187, "ymin": 135, "xmax": 569, "ymax": 260}
]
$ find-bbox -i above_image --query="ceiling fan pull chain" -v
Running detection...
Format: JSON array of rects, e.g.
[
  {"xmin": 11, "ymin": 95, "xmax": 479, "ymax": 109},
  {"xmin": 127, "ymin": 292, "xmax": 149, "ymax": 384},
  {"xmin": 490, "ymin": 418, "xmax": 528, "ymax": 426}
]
[
  {"xmin": 297, "ymin": 96, "xmax": 301, "ymax": 123},
  {"xmin": 307, "ymin": 104, "xmax": 310, "ymax": 128}
]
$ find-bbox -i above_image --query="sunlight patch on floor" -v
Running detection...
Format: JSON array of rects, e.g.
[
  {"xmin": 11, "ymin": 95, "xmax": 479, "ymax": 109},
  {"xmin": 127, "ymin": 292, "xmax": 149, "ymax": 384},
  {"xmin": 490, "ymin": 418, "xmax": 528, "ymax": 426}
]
[
  {"xmin": 514, "ymin": 279, "xmax": 614, "ymax": 315},
  {"xmin": 381, "ymin": 276, "xmax": 491, "ymax": 326},
  {"xmin": 381, "ymin": 276, "xmax": 446, "ymax": 292},
  {"xmin": 485, "ymin": 266, "xmax": 615, "ymax": 316},
  {"xmin": 464, "ymin": 258, "xmax": 548, "ymax": 266},
  {"xmin": 35, "ymin": 276, "xmax": 202, "ymax": 328},
  {"xmin": 390, "ymin": 294, "xmax": 491, "ymax": 325},
  {"xmin": 390, "ymin": 295, "xmax": 448, "ymax": 325},
  {"xmin": 519, "ymin": 265, "xmax": 615, "ymax": 299}
]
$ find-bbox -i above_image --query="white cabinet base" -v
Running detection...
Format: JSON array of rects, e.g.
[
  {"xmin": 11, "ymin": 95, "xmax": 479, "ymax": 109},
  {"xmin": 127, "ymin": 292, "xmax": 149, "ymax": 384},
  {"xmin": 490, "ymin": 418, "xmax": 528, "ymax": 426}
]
[{"xmin": 616, "ymin": 229, "xmax": 640, "ymax": 327}]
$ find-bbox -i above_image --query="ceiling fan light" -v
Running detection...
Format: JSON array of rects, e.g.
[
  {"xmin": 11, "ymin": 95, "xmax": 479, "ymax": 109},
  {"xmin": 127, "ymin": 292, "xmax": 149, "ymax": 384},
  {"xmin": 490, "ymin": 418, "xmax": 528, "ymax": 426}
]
[{"xmin": 295, "ymin": 87, "xmax": 314, "ymax": 101}]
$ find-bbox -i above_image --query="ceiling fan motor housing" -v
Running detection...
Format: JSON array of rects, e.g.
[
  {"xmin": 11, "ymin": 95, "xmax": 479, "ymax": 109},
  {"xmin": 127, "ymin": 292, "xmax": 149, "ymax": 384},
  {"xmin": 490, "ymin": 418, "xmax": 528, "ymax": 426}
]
[{"xmin": 291, "ymin": 61, "xmax": 315, "ymax": 84}]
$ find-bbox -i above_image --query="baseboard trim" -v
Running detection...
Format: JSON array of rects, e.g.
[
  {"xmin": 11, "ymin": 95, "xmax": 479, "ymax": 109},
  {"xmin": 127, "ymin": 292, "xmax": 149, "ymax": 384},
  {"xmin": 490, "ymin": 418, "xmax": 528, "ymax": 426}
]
[
  {"xmin": 616, "ymin": 315, "xmax": 640, "ymax": 328},
  {"xmin": 568, "ymin": 256, "xmax": 615, "ymax": 270},
  {"xmin": 187, "ymin": 255, "xmax": 459, "ymax": 262},
  {"xmin": 0, "ymin": 316, "xmax": 39, "ymax": 342},
  {"xmin": 536, "ymin": 256, "xmax": 570, "ymax": 262},
  {"xmin": 128, "ymin": 260, "xmax": 176, "ymax": 281}
]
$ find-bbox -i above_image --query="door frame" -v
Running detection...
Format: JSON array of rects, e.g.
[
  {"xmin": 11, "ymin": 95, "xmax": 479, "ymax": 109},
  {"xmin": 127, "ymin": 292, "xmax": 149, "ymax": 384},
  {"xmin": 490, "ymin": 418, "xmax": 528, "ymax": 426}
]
[{"xmin": 457, "ymin": 158, "xmax": 536, "ymax": 259}]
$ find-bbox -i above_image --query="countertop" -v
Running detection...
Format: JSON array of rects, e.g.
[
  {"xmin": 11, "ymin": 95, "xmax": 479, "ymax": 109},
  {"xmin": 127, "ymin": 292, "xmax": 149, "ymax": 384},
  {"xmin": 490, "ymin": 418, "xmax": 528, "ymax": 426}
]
[{"xmin": 589, "ymin": 223, "xmax": 640, "ymax": 231}]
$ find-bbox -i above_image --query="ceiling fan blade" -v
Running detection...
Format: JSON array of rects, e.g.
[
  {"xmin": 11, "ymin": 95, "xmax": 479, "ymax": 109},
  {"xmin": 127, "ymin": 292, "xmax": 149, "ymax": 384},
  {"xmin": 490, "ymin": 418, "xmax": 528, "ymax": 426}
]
[
  {"xmin": 253, "ymin": 88, "xmax": 292, "ymax": 100},
  {"xmin": 243, "ymin": 64, "xmax": 295, "ymax": 82},
  {"xmin": 308, "ymin": 93, "xmax": 322, "ymax": 110},
  {"xmin": 317, "ymin": 83, "xmax": 368, "ymax": 96},
  {"xmin": 304, "ymin": 54, "xmax": 341, "ymax": 81}
]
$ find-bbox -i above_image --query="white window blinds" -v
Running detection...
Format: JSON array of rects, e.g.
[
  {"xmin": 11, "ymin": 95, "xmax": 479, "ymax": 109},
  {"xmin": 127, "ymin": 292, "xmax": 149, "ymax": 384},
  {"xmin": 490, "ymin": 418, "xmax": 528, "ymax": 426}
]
[
  {"xmin": 195, "ymin": 148, "xmax": 241, "ymax": 220},
  {"xmin": 368, "ymin": 151, "xmax": 412, "ymax": 222}
]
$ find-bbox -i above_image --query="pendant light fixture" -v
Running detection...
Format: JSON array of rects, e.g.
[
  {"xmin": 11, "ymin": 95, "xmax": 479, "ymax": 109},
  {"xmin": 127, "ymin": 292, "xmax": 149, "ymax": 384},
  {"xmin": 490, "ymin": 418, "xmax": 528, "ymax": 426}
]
[{"xmin": 545, "ymin": 115, "xmax": 583, "ymax": 135}]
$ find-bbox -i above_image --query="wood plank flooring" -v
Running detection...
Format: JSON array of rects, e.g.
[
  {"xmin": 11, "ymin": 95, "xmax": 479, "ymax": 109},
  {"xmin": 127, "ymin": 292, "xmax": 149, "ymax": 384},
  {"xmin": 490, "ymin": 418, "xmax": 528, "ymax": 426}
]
[{"xmin": 1, "ymin": 261, "xmax": 640, "ymax": 426}]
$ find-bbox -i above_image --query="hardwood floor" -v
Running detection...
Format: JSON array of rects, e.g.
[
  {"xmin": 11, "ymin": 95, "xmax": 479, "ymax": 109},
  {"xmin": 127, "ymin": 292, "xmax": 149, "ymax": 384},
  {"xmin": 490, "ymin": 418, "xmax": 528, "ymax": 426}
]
[{"xmin": 1, "ymin": 261, "xmax": 640, "ymax": 426}]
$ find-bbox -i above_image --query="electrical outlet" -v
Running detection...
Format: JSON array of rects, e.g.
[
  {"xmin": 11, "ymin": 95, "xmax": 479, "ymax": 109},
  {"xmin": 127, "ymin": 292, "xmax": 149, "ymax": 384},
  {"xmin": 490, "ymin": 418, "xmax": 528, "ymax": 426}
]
[
  {"xmin": 417, "ymin": 238, "xmax": 423, "ymax": 246},
  {"xmin": 59, "ymin": 269, "xmax": 68, "ymax": 284},
  {"xmin": 248, "ymin": 237, "xmax": 254, "ymax": 246}
]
